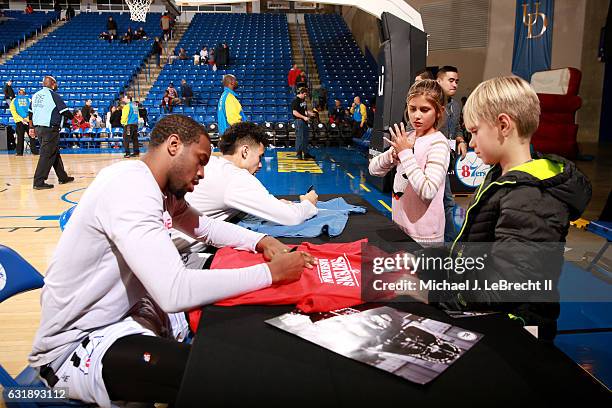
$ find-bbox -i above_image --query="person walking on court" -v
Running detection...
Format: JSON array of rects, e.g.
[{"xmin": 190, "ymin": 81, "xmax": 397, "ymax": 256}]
[
  {"xmin": 10, "ymin": 88, "xmax": 38, "ymax": 156},
  {"xmin": 29, "ymin": 76, "xmax": 74, "ymax": 190},
  {"xmin": 121, "ymin": 95, "xmax": 140, "ymax": 158},
  {"xmin": 292, "ymin": 87, "xmax": 315, "ymax": 160},
  {"xmin": 217, "ymin": 74, "xmax": 246, "ymax": 135}
]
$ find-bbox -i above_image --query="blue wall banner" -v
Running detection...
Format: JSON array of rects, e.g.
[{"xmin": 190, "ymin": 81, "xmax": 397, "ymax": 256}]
[{"xmin": 512, "ymin": 0, "xmax": 554, "ymax": 81}]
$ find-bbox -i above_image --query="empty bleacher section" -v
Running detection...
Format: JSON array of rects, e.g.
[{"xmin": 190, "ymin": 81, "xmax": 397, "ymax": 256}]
[
  {"xmin": 143, "ymin": 13, "xmax": 293, "ymax": 132},
  {"xmin": 305, "ymin": 14, "xmax": 377, "ymax": 111},
  {"xmin": 0, "ymin": 12, "xmax": 162, "ymax": 132},
  {"xmin": 0, "ymin": 10, "xmax": 59, "ymax": 55}
]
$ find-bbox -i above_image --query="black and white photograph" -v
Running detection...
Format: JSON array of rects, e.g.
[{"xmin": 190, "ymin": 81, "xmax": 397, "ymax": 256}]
[{"xmin": 267, "ymin": 305, "xmax": 483, "ymax": 384}]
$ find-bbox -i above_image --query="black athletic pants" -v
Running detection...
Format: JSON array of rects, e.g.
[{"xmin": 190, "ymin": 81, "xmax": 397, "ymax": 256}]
[
  {"xmin": 123, "ymin": 124, "xmax": 139, "ymax": 155},
  {"xmin": 101, "ymin": 334, "xmax": 191, "ymax": 404},
  {"xmin": 15, "ymin": 122, "xmax": 28, "ymax": 154},
  {"xmin": 33, "ymin": 126, "xmax": 68, "ymax": 186}
]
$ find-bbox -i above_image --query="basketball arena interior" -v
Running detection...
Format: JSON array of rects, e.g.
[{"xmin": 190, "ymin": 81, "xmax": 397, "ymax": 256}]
[{"xmin": 0, "ymin": 0, "xmax": 611, "ymax": 406}]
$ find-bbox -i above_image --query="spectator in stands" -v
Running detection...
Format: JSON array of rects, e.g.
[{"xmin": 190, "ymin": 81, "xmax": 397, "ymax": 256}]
[
  {"xmin": 186, "ymin": 122, "xmax": 319, "ymax": 224},
  {"xmin": 107, "ymin": 16, "xmax": 118, "ymax": 41},
  {"xmin": 180, "ymin": 79, "xmax": 194, "ymax": 107},
  {"xmin": 161, "ymin": 91, "xmax": 173, "ymax": 113},
  {"xmin": 311, "ymin": 88, "xmax": 321, "ymax": 111},
  {"xmin": 178, "ymin": 48, "xmax": 189, "ymax": 60},
  {"xmin": 110, "ymin": 105, "xmax": 123, "ymax": 128},
  {"xmin": 137, "ymin": 101, "xmax": 149, "ymax": 128},
  {"xmin": 292, "ymin": 87, "xmax": 315, "ymax": 160},
  {"xmin": 3, "ymin": 79, "xmax": 15, "ymax": 102},
  {"xmin": 89, "ymin": 112, "xmax": 103, "ymax": 129},
  {"xmin": 209, "ymin": 49, "xmax": 215, "ymax": 66},
  {"xmin": 330, "ymin": 99, "xmax": 346, "ymax": 124},
  {"xmin": 53, "ymin": 1, "xmax": 61, "ymax": 13},
  {"xmin": 436, "ymin": 65, "xmax": 464, "ymax": 242},
  {"xmin": 134, "ymin": 27, "xmax": 147, "ymax": 40},
  {"xmin": 121, "ymin": 95, "xmax": 140, "ymax": 157},
  {"xmin": 296, "ymin": 72, "xmax": 307, "ymax": 90},
  {"xmin": 99, "ymin": 31, "xmax": 112, "ymax": 43},
  {"xmin": 350, "ymin": 96, "xmax": 367, "ymax": 139},
  {"xmin": 215, "ymin": 43, "xmax": 229, "ymax": 69},
  {"xmin": 66, "ymin": 5, "xmax": 75, "ymax": 20},
  {"xmin": 287, "ymin": 64, "xmax": 302, "ymax": 94},
  {"xmin": 193, "ymin": 53, "xmax": 200, "ymax": 65},
  {"xmin": 161, "ymin": 13, "xmax": 172, "ymax": 40},
  {"xmin": 10, "ymin": 88, "xmax": 38, "ymax": 156},
  {"xmin": 218, "ymin": 74, "xmax": 246, "ymax": 134},
  {"xmin": 319, "ymin": 87, "xmax": 328, "ymax": 111},
  {"xmin": 167, "ymin": 49, "xmax": 179, "ymax": 64},
  {"xmin": 71, "ymin": 110, "xmax": 90, "ymax": 130},
  {"xmin": 81, "ymin": 99, "xmax": 94, "ymax": 123},
  {"xmin": 25, "ymin": 4, "xmax": 34, "ymax": 14},
  {"xmin": 106, "ymin": 106, "xmax": 116, "ymax": 128},
  {"xmin": 222, "ymin": 43, "xmax": 230, "ymax": 66},
  {"xmin": 200, "ymin": 46, "xmax": 209, "ymax": 65},
  {"xmin": 167, "ymin": 83, "xmax": 181, "ymax": 106},
  {"xmin": 414, "ymin": 69, "xmax": 434, "ymax": 82},
  {"xmin": 121, "ymin": 28, "xmax": 134, "ymax": 44},
  {"xmin": 152, "ymin": 37, "xmax": 163, "ymax": 68}
]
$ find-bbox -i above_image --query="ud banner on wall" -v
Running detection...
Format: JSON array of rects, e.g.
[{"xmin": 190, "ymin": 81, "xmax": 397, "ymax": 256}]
[{"xmin": 512, "ymin": 0, "xmax": 554, "ymax": 81}]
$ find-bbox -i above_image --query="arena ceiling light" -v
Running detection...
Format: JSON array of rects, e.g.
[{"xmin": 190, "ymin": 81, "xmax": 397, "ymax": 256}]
[{"xmin": 178, "ymin": 0, "xmax": 423, "ymax": 30}]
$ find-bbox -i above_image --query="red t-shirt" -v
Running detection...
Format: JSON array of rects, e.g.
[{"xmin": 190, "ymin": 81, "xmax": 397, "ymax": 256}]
[
  {"xmin": 189, "ymin": 240, "xmax": 368, "ymax": 332},
  {"xmin": 287, "ymin": 68, "xmax": 302, "ymax": 86}
]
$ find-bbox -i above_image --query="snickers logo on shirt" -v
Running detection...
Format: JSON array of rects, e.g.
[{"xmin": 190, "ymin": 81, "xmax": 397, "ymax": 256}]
[{"xmin": 317, "ymin": 255, "xmax": 360, "ymax": 287}]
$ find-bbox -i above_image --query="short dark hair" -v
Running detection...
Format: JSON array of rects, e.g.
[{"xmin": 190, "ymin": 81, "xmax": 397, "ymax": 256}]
[
  {"xmin": 149, "ymin": 114, "xmax": 208, "ymax": 148},
  {"xmin": 415, "ymin": 69, "xmax": 434, "ymax": 80},
  {"xmin": 437, "ymin": 65, "xmax": 458, "ymax": 79},
  {"xmin": 218, "ymin": 122, "xmax": 268, "ymax": 155}
]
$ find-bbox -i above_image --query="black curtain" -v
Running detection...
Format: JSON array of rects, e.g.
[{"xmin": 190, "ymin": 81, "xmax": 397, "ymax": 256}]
[{"xmin": 599, "ymin": 1, "xmax": 612, "ymax": 142}]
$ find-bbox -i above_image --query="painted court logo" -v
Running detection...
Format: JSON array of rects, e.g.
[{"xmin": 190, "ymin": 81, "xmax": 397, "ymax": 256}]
[
  {"xmin": 0, "ymin": 263, "xmax": 6, "ymax": 291},
  {"xmin": 316, "ymin": 254, "xmax": 360, "ymax": 287},
  {"xmin": 455, "ymin": 152, "xmax": 490, "ymax": 188}
]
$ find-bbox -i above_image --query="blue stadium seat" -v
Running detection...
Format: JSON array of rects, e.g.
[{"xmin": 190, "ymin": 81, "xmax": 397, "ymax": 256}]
[
  {"xmin": 0, "ymin": 12, "xmax": 163, "ymax": 134},
  {"xmin": 143, "ymin": 14, "xmax": 293, "ymax": 128}
]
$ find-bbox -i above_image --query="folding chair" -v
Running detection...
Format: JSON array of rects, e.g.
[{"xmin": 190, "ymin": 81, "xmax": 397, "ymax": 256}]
[{"xmin": 0, "ymin": 245, "xmax": 88, "ymax": 407}]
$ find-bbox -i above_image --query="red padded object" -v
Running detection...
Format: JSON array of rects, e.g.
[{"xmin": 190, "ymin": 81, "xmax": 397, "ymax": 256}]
[{"xmin": 531, "ymin": 67, "xmax": 582, "ymax": 159}]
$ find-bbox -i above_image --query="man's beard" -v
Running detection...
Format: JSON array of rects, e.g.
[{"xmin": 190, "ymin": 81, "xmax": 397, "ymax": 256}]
[
  {"xmin": 168, "ymin": 182, "xmax": 188, "ymax": 200},
  {"xmin": 167, "ymin": 175, "xmax": 188, "ymax": 200}
]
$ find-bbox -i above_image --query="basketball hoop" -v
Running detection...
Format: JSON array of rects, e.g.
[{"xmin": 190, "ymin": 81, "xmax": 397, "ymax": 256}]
[{"xmin": 125, "ymin": 0, "xmax": 153, "ymax": 22}]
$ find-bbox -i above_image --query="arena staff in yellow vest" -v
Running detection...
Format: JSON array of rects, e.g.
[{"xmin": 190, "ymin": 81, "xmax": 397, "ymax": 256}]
[
  {"xmin": 217, "ymin": 74, "xmax": 246, "ymax": 134},
  {"xmin": 121, "ymin": 95, "xmax": 140, "ymax": 158},
  {"xmin": 350, "ymin": 96, "xmax": 367, "ymax": 139},
  {"xmin": 10, "ymin": 88, "xmax": 38, "ymax": 155}
]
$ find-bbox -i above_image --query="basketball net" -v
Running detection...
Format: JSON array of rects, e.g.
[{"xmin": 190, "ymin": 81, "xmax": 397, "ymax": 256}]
[{"xmin": 125, "ymin": 0, "xmax": 152, "ymax": 22}]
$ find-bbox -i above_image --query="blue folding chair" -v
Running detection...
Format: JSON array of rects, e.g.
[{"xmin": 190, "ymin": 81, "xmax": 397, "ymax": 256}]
[{"xmin": 0, "ymin": 245, "xmax": 58, "ymax": 408}]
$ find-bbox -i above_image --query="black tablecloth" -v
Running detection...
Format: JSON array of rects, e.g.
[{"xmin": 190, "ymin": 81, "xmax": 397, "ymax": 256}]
[{"xmin": 177, "ymin": 194, "xmax": 609, "ymax": 406}]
